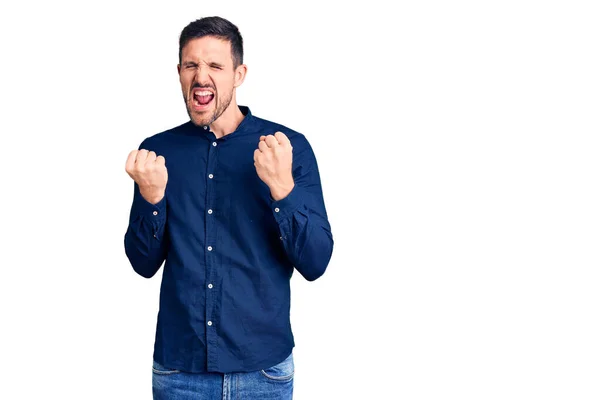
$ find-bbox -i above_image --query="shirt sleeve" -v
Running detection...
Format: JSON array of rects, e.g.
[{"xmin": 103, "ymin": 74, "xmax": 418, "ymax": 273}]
[
  {"xmin": 270, "ymin": 138, "xmax": 334, "ymax": 281},
  {"xmin": 123, "ymin": 140, "xmax": 168, "ymax": 278}
]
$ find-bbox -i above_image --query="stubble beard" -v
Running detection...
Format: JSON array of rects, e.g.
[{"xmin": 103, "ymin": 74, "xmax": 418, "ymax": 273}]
[{"xmin": 185, "ymin": 88, "xmax": 234, "ymax": 127}]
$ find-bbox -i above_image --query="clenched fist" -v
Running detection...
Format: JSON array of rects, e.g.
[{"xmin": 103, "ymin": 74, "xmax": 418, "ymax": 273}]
[
  {"xmin": 125, "ymin": 149, "xmax": 168, "ymax": 204},
  {"xmin": 254, "ymin": 131, "xmax": 294, "ymax": 201}
]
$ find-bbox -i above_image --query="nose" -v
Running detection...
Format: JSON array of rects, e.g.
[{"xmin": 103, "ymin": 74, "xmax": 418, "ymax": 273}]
[{"xmin": 194, "ymin": 64, "xmax": 210, "ymax": 86}]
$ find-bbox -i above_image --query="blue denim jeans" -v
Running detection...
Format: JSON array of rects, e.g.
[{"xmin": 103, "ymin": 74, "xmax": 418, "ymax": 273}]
[{"xmin": 152, "ymin": 351, "xmax": 294, "ymax": 399}]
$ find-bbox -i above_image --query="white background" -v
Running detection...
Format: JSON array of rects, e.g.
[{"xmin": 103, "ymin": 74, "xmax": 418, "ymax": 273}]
[{"xmin": 1, "ymin": 0, "xmax": 599, "ymax": 399}]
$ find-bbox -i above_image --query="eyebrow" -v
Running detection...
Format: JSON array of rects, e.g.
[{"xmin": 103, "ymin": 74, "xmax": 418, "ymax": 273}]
[{"xmin": 182, "ymin": 60, "xmax": 225, "ymax": 68}]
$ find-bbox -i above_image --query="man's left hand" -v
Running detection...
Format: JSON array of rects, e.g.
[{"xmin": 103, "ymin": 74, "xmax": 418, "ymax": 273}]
[{"xmin": 254, "ymin": 131, "xmax": 295, "ymax": 201}]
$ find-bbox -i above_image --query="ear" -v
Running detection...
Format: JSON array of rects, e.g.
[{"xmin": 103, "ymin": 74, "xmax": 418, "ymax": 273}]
[
  {"xmin": 177, "ymin": 64, "xmax": 181, "ymax": 75},
  {"xmin": 233, "ymin": 64, "xmax": 248, "ymax": 88}
]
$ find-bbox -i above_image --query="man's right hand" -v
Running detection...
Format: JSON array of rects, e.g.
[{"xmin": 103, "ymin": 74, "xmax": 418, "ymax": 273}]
[{"xmin": 125, "ymin": 149, "xmax": 168, "ymax": 204}]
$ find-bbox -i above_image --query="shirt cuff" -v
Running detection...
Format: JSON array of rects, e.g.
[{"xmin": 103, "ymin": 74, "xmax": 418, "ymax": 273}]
[
  {"xmin": 271, "ymin": 185, "xmax": 303, "ymax": 222},
  {"xmin": 133, "ymin": 192, "xmax": 167, "ymax": 221}
]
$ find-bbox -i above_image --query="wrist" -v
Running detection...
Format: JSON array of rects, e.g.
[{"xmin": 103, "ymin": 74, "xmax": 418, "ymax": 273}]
[
  {"xmin": 270, "ymin": 182, "xmax": 294, "ymax": 201},
  {"xmin": 140, "ymin": 188, "xmax": 165, "ymax": 205}
]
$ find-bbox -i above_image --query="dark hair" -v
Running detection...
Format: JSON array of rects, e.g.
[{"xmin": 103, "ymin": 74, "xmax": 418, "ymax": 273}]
[{"xmin": 179, "ymin": 16, "xmax": 244, "ymax": 69}]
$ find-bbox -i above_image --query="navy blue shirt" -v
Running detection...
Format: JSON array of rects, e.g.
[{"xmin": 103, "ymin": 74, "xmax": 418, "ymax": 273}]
[{"xmin": 124, "ymin": 105, "xmax": 334, "ymax": 373}]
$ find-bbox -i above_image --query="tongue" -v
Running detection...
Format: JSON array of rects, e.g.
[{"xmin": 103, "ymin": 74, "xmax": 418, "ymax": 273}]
[{"xmin": 197, "ymin": 94, "xmax": 213, "ymax": 105}]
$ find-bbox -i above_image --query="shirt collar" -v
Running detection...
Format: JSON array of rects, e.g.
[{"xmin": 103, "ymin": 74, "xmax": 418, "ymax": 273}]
[{"xmin": 184, "ymin": 105, "xmax": 255, "ymax": 139}]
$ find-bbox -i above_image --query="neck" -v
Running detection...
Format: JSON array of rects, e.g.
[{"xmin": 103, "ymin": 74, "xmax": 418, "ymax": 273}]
[{"xmin": 209, "ymin": 98, "xmax": 244, "ymax": 139}]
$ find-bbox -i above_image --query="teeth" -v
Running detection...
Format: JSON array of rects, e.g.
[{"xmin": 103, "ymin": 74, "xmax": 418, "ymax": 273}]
[{"xmin": 194, "ymin": 91, "xmax": 213, "ymax": 96}]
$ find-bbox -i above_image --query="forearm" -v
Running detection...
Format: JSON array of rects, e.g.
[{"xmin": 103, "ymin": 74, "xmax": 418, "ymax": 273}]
[
  {"xmin": 272, "ymin": 185, "xmax": 334, "ymax": 281},
  {"xmin": 124, "ymin": 185, "xmax": 168, "ymax": 278}
]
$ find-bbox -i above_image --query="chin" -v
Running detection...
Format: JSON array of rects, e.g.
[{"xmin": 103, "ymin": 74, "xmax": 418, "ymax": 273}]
[
  {"xmin": 191, "ymin": 116, "xmax": 211, "ymax": 127},
  {"xmin": 187, "ymin": 106, "xmax": 213, "ymax": 126}
]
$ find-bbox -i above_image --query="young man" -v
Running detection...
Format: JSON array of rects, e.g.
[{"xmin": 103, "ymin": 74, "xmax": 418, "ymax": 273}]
[{"xmin": 124, "ymin": 16, "xmax": 334, "ymax": 399}]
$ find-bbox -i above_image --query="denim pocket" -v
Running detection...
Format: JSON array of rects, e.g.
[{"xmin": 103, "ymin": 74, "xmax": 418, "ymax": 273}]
[
  {"xmin": 152, "ymin": 360, "xmax": 181, "ymax": 375},
  {"xmin": 260, "ymin": 352, "xmax": 294, "ymax": 382}
]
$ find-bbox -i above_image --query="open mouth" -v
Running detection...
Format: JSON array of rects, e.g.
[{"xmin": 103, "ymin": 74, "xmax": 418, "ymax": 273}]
[{"xmin": 192, "ymin": 90, "xmax": 215, "ymax": 111}]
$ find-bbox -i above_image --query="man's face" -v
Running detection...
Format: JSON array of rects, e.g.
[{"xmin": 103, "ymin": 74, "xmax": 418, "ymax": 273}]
[{"xmin": 178, "ymin": 36, "xmax": 241, "ymax": 126}]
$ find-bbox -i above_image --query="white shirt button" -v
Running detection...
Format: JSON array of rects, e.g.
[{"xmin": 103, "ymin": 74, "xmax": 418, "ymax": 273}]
[
  {"xmin": 212, "ymin": 142, "xmax": 217, "ymax": 147},
  {"xmin": 208, "ymin": 209, "xmax": 213, "ymax": 214},
  {"xmin": 208, "ymin": 284, "xmax": 213, "ymax": 289},
  {"xmin": 274, "ymin": 207, "xmax": 280, "ymax": 213},
  {"xmin": 207, "ymin": 246, "xmax": 213, "ymax": 251},
  {"xmin": 153, "ymin": 211, "xmax": 158, "ymax": 216},
  {"xmin": 279, "ymin": 236, "xmax": 283, "ymax": 240},
  {"xmin": 207, "ymin": 321, "xmax": 212, "ymax": 326},
  {"xmin": 208, "ymin": 174, "xmax": 214, "ymax": 179}
]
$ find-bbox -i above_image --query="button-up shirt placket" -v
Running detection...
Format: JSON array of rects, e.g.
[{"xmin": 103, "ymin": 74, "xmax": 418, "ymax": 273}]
[{"xmin": 205, "ymin": 130, "xmax": 219, "ymax": 369}]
